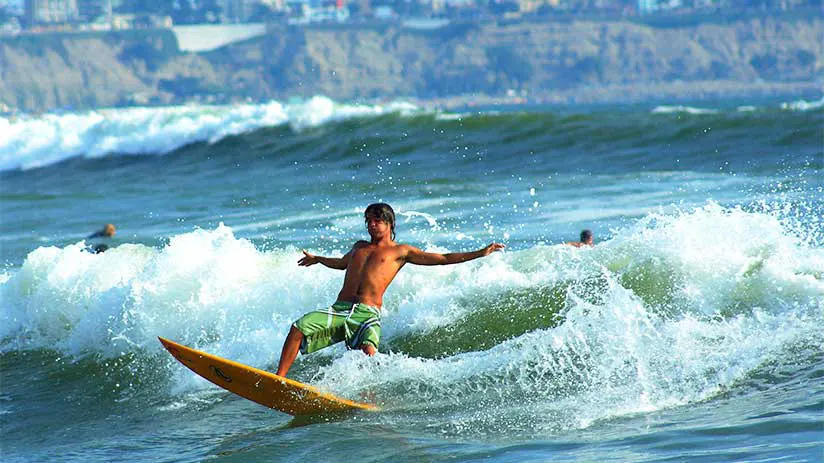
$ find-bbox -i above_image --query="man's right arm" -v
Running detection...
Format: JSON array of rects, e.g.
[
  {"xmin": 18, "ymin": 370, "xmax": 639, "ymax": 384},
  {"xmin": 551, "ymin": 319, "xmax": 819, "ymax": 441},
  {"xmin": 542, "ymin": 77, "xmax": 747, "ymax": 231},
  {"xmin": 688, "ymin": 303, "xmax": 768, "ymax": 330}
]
[{"xmin": 297, "ymin": 242, "xmax": 362, "ymax": 270}]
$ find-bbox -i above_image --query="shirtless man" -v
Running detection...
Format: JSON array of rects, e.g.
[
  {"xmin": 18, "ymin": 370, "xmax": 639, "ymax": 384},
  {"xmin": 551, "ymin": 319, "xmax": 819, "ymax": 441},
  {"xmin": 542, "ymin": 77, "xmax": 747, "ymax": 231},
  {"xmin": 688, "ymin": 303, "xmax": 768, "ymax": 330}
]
[
  {"xmin": 566, "ymin": 229, "xmax": 594, "ymax": 248},
  {"xmin": 276, "ymin": 203, "xmax": 504, "ymax": 377}
]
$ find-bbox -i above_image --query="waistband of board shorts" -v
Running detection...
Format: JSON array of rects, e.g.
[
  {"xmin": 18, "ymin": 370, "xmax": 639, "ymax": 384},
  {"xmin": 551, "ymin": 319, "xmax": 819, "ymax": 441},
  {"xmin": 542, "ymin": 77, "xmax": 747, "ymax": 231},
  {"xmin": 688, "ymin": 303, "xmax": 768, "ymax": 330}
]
[{"xmin": 331, "ymin": 300, "xmax": 381, "ymax": 315}]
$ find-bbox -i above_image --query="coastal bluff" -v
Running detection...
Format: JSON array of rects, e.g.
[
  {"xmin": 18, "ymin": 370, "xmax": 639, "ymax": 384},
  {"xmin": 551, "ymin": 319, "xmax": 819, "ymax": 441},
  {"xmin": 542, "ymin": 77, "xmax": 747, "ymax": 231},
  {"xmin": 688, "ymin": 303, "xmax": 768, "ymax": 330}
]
[{"xmin": 1, "ymin": 16, "xmax": 821, "ymax": 112}]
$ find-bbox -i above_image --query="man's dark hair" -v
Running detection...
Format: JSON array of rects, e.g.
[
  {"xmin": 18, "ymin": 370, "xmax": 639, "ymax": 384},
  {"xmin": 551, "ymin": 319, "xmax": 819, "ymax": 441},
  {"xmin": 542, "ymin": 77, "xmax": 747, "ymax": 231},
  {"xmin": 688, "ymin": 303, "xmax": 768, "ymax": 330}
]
[
  {"xmin": 580, "ymin": 229, "xmax": 593, "ymax": 242},
  {"xmin": 365, "ymin": 203, "xmax": 396, "ymax": 239}
]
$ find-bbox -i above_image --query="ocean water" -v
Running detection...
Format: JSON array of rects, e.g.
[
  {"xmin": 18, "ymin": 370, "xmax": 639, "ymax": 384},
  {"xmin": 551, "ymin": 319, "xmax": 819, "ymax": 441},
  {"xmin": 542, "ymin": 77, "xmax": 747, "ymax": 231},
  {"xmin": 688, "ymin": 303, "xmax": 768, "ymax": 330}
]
[{"xmin": 1, "ymin": 96, "xmax": 822, "ymax": 462}]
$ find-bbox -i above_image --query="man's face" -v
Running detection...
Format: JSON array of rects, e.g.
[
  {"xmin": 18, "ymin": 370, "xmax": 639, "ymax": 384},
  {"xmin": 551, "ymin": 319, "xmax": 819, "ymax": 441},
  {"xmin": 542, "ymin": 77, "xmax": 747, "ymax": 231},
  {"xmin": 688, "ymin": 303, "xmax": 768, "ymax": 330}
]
[{"xmin": 366, "ymin": 214, "xmax": 390, "ymax": 238}]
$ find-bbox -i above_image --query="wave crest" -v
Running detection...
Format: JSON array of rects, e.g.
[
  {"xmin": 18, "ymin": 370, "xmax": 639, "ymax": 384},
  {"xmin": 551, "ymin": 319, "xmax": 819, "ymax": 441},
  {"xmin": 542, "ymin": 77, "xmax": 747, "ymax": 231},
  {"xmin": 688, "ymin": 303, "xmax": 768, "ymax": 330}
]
[{"xmin": 0, "ymin": 96, "xmax": 421, "ymax": 171}]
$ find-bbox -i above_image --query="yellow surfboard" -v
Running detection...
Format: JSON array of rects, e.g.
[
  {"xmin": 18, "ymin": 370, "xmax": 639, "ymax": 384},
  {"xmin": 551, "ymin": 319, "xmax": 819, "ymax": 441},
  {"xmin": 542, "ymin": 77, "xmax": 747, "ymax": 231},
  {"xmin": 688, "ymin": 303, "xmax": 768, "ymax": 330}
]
[{"xmin": 158, "ymin": 337, "xmax": 378, "ymax": 416}]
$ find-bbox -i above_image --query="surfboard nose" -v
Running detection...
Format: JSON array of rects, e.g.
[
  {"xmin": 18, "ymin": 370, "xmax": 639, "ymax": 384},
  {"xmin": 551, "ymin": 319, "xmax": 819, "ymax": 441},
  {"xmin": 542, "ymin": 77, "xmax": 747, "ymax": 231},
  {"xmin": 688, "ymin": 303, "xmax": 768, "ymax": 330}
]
[{"xmin": 159, "ymin": 337, "xmax": 379, "ymax": 416}]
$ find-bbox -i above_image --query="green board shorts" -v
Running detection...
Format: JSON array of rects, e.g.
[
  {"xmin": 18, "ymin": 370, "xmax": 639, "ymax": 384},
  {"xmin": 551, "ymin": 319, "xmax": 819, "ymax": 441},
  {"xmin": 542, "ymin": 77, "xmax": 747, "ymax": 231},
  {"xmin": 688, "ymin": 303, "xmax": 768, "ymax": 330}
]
[{"xmin": 293, "ymin": 301, "xmax": 382, "ymax": 355}]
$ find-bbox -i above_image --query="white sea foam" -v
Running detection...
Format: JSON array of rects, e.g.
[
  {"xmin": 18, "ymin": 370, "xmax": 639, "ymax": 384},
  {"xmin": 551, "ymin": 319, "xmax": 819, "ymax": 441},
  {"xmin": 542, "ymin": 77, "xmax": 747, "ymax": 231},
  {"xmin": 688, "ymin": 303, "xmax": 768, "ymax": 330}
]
[
  {"xmin": 651, "ymin": 105, "xmax": 719, "ymax": 115},
  {"xmin": 780, "ymin": 96, "xmax": 824, "ymax": 112},
  {"xmin": 317, "ymin": 202, "xmax": 824, "ymax": 433},
  {"xmin": 0, "ymin": 204, "xmax": 821, "ymax": 431},
  {"xmin": 0, "ymin": 96, "xmax": 421, "ymax": 172},
  {"xmin": 398, "ymin": 210, "xmax": 441, "ymax": 229},
  {"xmin": 435, "ymin": 112, "xmax": 468, "ymax": 121}
]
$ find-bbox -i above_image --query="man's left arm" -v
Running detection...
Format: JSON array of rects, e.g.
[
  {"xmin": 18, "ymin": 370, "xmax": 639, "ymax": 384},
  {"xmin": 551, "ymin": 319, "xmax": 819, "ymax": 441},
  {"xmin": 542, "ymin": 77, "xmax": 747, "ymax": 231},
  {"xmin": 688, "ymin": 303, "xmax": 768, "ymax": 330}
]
[{"xmin": 404, "ymin": 243, "xmax": 504, "ymax": 266}]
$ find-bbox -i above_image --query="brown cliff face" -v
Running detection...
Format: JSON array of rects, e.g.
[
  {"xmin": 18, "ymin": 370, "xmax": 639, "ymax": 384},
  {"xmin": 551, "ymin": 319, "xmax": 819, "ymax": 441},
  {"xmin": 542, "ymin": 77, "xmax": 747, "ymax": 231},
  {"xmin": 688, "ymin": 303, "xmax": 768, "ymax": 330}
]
[{"xmin": 1, "ymin": 17, "xmax": 821, "ymax": 112}]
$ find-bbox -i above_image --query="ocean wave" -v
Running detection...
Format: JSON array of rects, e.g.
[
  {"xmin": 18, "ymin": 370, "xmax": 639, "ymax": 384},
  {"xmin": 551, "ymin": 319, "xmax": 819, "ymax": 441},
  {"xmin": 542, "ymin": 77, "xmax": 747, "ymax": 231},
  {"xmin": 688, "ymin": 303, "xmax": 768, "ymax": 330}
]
[
  {"xmin": 317, "ymin": 285, "xmax": 822, "ymax": 435},
  {"xmin": 2, "ymin": 99, "xmax": 818, "ymax": 174},
  {"xmin": 653, "ymin": 97, "xmax": 824, "ymax": 115},
  {"xmin": 1, "ymin": 203, "xmax": 821, "ymax": 431},
  {"xmin": 651, "ymin": 105, "xmax": 719, "ymax": 115},
  {"xmin": 780, "ymin": 96, "xmax": 824, "ymax": 112},
  {"xmin": 1, "ymin": 203, "xmax": 820, "ymax": 357},
  {"xmin": 0, "ymin": 96, "xmax": 421, "ymax": 172}
]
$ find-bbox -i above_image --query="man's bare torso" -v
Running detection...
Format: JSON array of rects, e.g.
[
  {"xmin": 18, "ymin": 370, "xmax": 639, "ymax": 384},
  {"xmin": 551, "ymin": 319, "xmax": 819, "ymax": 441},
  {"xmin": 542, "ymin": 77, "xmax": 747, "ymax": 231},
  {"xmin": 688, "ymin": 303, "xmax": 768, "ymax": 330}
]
[{"xmin": 337, "ymin": 240, "xmax": 407, "ymax": 308}]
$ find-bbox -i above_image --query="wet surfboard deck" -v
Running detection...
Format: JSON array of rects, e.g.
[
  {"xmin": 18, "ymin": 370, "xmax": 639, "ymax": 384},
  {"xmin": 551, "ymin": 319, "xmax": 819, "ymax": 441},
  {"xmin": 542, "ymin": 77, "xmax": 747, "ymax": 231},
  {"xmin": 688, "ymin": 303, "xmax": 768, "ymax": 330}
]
[{"xmin": 158, "ymin": 336, "xmax": 378, "ymax": 416}]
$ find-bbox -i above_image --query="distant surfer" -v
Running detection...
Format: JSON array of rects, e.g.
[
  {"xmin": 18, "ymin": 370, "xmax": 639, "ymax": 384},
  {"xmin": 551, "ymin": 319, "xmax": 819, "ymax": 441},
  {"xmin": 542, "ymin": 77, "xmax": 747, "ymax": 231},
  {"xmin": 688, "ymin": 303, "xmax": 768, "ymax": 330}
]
[
  {"xmin": 87, "ymin": 223, "xmax": 116, "ymax": 253},
  {"xmin": 566, "ymin": 229, "xmax": 594, "ymax": 248},
  {"xmin": 276, "ymin": 203, "xmax": 505, "ymax": 377},
  {"xmin": 88, "ymin": 223, "xmax": 116, "ymax": 239}
]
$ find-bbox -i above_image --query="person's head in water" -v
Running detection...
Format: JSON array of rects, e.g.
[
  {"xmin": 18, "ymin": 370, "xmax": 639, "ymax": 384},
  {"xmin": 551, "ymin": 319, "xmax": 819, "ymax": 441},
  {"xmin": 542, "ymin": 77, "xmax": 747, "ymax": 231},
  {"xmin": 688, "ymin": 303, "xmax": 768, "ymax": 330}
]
[
  {"xmin": 580, "ymin": 229, "xmax": 593, "ymax": 245},
  {"xmin": 89, "ymin": 223, "xmax": 117, "ymax": 239},
  {"xmin": 364, "ymin": 203, "xmax": 396, "ymax": 240}
]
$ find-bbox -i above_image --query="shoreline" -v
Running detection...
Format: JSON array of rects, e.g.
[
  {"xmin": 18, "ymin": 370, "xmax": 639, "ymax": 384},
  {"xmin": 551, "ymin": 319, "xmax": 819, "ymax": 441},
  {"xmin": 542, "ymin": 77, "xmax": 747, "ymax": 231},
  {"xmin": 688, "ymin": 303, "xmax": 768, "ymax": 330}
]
[{"xmin": 2, "ymin": 81, "xmax": 820, "ymax": 118}]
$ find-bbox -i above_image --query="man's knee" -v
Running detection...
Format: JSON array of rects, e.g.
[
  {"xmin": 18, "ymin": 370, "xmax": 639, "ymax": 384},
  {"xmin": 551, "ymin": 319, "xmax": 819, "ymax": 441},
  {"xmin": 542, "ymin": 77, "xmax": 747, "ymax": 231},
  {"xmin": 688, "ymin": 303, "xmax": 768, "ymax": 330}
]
[{"xmin": 287, "ymin": 325, "xmax": 304, "ymax": 342}]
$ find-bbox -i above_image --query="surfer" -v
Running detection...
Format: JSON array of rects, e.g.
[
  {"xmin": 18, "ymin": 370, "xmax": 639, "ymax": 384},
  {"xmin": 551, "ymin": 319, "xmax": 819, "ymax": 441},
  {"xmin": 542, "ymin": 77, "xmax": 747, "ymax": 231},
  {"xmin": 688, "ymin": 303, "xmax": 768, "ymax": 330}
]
[
  {"xmin": 86, "ymin": 223, "xmax": 116, "ymax": 254},
  {"xmin": 566, "ymin": 229, "xmax": 594, "ymax": 248},
  {"xmin": 88, "ymin": 223, "xmax": 116, "ymax": 239},
  {"xmin": 276, "ymin": 203, "xmax": 505, "ymax": 377}
]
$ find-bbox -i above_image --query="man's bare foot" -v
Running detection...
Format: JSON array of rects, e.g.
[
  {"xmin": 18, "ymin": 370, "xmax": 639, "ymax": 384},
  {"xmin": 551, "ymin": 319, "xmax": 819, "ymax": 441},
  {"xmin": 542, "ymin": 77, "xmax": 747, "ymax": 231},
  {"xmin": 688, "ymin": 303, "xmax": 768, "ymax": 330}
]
[{"xmin": 361, "ymin": 344, "xmax": 377, "ymax": 356}]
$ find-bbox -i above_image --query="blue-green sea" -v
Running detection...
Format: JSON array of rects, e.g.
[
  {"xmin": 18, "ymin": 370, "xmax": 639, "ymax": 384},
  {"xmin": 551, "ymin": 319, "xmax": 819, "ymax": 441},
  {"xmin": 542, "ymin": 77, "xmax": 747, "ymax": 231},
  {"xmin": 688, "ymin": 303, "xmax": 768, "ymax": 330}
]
[{"xmin": 1, "ymin": 96, "xmax": 822, "ymax": 462}]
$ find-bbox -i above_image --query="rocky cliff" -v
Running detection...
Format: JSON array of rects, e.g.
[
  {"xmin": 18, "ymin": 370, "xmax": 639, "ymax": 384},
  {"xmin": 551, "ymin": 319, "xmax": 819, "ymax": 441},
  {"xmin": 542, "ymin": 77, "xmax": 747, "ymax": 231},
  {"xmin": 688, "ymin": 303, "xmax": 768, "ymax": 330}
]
[{"xmin": 1, "ymin": 16, "xmax": 821, "ymax": 112}]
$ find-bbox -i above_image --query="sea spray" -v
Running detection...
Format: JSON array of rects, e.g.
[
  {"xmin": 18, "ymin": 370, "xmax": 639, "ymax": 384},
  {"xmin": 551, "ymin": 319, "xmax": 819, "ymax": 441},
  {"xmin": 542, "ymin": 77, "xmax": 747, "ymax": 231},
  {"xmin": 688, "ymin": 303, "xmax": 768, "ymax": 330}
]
[
  {"xmin": 0, "ymin": 224, "xmax": 328, "ymax": 363},
  {"xmin": 1, "ymin": 203, "xmax": 820, "ymax": 422}
]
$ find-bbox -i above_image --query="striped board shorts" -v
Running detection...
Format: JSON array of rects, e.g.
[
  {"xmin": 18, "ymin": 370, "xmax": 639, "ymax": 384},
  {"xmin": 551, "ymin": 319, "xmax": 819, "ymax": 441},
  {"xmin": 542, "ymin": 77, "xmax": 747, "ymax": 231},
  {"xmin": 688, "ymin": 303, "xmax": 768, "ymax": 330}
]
[{"xmin": 293, "ymin": 301, "xmax": 382, "ymax": 355}]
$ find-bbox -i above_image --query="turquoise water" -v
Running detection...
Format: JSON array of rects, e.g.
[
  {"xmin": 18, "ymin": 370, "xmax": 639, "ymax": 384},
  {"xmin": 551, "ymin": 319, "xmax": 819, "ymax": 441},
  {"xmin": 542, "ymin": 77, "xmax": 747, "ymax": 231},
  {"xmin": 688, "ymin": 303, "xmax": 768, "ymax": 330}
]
[{"xmin": 1, "ymin": 96, "xmax": 822, "ymax": 462}]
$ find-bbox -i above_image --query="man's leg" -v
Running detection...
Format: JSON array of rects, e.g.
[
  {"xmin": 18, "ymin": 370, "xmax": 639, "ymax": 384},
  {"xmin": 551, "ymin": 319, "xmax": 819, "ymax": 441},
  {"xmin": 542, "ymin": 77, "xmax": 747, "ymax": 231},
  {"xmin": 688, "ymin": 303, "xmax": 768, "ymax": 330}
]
[{"xmin": 276, "ymin": 325, "xmax": 303, "ymax": 377}]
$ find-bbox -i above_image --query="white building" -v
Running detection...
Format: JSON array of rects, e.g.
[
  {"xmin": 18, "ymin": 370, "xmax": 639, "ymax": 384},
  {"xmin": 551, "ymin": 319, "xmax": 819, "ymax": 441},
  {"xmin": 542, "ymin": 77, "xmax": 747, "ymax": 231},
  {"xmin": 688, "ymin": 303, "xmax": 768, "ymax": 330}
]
[{"xmin": 25, "ymin": 0, "xmax": 79, "ymax": 24}]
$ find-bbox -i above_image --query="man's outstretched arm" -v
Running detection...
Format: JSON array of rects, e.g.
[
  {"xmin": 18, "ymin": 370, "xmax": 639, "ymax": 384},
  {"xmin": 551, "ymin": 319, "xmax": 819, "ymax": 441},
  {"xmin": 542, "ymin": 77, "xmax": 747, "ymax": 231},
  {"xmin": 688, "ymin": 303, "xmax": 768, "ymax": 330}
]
[
  {"xmin": 298, "ymin": 249, "xmax": 352, "ymax": 270},
  {"xmin": 404, "ymin": 243, "xmax": 505, "ymax": 266}
]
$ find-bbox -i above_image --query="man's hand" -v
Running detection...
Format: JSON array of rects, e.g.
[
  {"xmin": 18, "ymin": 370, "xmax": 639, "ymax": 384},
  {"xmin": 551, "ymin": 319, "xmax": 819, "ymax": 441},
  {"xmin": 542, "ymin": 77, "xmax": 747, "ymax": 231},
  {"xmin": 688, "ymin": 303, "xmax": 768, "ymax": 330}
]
[
  {"xmin": 483, "ymin": 243, "xmax": 506, "ymax": 256},
  {"xmin": 298, "ymin": 250, "xmax": 319, "ymax": 266}
]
